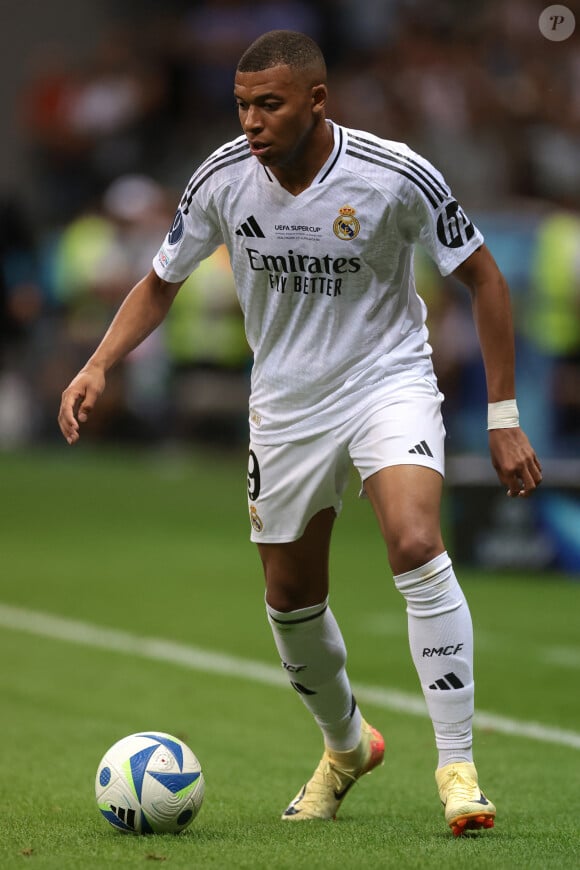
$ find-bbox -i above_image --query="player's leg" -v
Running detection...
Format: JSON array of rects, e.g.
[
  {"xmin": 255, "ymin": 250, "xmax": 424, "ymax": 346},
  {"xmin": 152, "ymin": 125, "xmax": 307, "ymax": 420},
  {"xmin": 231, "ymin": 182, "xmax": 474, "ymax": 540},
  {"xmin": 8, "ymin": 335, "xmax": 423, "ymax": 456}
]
[
  {"xmin": 363, "ymin": 464, "xmax": 495, "ymax": 835},
  {"xmin": 348, "ymin": 379, "xmax": 495, "ymax": 834},
  {"xmin": 363, "ymin": 464, "xmax": 472, "ymax": 733},
  {"xmin": 259, "ymin": 513, "xmax": 384, "ymax": 820},
  {"xmin": 258, "ymin": 506, "xmax": 333, "ymax": 611},
  {"xmin": 249, "ymin": 437, "xmax": 356, "ymax": 748},
  {"xmin": 259, "ymin": 508, "xmax": 360, "ymax": 752},
  {"xmin": 247, "ymin": 439, "xmax": 384, "ymax": 819}
]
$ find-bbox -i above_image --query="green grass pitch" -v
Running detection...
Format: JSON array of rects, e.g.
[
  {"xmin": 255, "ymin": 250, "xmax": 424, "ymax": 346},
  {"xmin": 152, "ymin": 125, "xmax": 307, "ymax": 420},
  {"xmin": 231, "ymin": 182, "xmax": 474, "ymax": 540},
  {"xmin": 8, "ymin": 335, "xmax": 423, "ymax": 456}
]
[{"xmin": 0, "ymin": 446, "xmax": 578, "ymax": 869}]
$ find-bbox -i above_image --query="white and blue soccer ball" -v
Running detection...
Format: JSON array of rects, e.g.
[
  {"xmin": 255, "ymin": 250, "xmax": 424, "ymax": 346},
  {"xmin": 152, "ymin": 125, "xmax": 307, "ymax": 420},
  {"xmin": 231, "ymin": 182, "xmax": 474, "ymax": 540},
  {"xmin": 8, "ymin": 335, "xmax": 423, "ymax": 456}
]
[{"xmin": 95, "ymin": 731, "xmax": 205, "ymax": 834}]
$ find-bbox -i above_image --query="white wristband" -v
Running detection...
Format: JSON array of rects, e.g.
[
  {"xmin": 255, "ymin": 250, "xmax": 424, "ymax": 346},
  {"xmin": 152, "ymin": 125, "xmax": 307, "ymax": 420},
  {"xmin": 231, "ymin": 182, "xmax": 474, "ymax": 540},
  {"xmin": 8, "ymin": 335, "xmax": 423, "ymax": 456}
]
[{"xmin": 487, "ymin": 399, "xmax": 519, "ymax": 430}]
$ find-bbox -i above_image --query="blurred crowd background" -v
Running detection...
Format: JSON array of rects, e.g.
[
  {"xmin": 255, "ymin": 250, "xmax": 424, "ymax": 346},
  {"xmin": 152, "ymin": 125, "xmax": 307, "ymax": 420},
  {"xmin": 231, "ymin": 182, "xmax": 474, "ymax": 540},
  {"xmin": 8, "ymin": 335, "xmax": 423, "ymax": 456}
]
[{"xmin": 1, "ymin": 0, "xmax": 579, "ymax": 477}]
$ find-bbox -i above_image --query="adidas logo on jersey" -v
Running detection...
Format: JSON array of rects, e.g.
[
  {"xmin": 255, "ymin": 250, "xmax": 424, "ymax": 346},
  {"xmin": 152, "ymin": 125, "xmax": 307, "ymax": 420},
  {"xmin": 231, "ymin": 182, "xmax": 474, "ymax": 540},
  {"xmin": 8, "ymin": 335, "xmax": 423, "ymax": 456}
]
[
  {"xmin": 236, "ymin": 215, "xmax": 265, "ymax": 238},
  {"xmin": 408, "ymin": 440, "xmax": 433, "ymax": 457}
]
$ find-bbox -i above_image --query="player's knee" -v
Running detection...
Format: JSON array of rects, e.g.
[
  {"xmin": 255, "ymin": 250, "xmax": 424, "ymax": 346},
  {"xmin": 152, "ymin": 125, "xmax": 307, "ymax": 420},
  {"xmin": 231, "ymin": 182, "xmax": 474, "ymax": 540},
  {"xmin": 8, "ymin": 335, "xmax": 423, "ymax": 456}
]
[
  {"xmin": 265, "ymin": 579, "xmax": 325, "ymax": 613},
  {"xmin": 388, "ymin": 531, "xmax": 443, "ymax": 576}
]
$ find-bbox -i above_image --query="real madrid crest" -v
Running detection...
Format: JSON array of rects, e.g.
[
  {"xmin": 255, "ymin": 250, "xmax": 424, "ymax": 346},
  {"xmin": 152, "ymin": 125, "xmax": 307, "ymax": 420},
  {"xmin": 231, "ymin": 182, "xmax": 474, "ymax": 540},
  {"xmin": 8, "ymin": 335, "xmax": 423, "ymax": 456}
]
[
  {"xmin": 333, "ymin": 206, "xmax": 360, "ymax": 241},
  {"xmin": 249, "ymin": 505, "xmax": 264, "ymax": 533}
]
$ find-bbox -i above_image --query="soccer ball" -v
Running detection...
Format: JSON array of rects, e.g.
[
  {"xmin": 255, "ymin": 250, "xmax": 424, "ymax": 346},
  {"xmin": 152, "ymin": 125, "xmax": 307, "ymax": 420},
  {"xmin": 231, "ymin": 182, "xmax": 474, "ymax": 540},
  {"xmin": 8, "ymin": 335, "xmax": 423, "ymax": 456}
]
[{"xmin": 95, "ymin": 731, "xmax": 205, "ymax": 834}]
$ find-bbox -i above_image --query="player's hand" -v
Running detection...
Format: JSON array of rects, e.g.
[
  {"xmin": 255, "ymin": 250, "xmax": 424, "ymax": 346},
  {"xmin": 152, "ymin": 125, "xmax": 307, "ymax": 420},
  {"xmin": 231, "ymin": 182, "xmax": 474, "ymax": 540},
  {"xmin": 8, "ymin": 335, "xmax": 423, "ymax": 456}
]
[
  {"xmin": 488, "ymin": 428, "xmax": 543, "ymax": 497},
  {"xmin": 58, "ymin": 366, "xmax": 106, "ymax": 445}
]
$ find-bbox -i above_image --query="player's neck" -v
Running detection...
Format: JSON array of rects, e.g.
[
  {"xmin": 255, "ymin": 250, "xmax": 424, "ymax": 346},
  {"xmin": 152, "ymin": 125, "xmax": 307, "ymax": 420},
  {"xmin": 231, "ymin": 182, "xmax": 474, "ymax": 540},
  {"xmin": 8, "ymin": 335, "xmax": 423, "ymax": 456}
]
[{"xmin": 270, "ymin": 120, "xmax": 334, "ymax": 196}]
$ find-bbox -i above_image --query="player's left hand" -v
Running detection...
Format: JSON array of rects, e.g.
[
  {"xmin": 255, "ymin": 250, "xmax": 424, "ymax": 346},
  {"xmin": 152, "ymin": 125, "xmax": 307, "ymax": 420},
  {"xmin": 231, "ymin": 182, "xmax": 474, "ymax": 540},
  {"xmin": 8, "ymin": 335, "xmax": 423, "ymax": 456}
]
[{"xmin": 488, "ymin": 428, "xmax": 543, "ymax": 497}]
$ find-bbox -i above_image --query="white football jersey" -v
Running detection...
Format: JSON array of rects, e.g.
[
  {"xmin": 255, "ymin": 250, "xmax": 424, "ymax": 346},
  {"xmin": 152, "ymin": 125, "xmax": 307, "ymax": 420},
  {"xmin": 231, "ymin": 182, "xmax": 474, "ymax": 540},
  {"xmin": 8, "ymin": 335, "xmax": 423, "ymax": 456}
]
[{"xmin": 153, "ymin": 121, "xmax": 483, "ymax": 442}]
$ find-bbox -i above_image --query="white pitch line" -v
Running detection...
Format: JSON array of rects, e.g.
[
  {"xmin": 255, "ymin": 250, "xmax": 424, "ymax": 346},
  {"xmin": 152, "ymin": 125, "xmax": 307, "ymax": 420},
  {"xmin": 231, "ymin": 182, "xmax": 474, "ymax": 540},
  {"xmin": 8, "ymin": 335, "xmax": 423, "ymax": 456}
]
[
  {"xmin": 1, "ymin": 602, "xmax": 579, "ymax": 751},
  {"xmin": 542, "ymin": 646, "xmax": 580, "ymax": 669}
]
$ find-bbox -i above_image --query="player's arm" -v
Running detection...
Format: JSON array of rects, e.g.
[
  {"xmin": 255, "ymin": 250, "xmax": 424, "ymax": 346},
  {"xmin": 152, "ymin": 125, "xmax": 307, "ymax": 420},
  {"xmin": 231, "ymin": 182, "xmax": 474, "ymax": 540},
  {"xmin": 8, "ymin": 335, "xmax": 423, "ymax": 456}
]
[
  {"xmin": 58, "ymin": 268, "xmax": 183, "ymax": 445},
  {"xmin": 452, "ymin": 244, "xmax": 542, "ymax": 497}
]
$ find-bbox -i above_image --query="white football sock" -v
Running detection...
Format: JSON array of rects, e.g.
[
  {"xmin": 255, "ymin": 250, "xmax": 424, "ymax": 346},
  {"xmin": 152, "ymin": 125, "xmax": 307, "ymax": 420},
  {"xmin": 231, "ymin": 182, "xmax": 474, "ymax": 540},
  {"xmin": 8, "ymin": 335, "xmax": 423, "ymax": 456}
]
[
  {"xmin": 394, "ymin": 551, "xmax": 474, "ymax": 767},
  {"xmin": 266, "ymin": 598, "xmax": 362, "ymax": 751}
]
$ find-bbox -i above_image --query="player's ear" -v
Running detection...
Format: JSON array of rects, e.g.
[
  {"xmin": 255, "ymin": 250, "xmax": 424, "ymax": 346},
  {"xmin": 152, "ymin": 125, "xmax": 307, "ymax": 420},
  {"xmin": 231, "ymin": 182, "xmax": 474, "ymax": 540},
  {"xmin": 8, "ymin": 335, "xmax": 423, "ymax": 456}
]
[{"xmin": 311, "ymin": 83, "xmax": 327, "ymax": 116}]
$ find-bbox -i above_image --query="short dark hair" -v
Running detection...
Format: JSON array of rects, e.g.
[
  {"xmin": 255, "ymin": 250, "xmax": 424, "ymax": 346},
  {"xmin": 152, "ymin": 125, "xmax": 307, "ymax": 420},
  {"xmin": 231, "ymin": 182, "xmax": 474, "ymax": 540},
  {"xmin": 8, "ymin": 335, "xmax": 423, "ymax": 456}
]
[{"xmin": 237, "ymin": 30, "xmax": 326, "ymax": 81}]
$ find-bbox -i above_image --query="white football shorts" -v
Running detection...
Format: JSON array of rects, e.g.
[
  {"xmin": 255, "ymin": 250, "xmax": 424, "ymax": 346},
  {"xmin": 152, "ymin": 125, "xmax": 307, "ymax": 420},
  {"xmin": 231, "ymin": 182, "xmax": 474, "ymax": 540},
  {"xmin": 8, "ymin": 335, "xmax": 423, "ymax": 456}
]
[{"xmin": 246, "ymin": 377, "xmax": 446, "ymax": 543}]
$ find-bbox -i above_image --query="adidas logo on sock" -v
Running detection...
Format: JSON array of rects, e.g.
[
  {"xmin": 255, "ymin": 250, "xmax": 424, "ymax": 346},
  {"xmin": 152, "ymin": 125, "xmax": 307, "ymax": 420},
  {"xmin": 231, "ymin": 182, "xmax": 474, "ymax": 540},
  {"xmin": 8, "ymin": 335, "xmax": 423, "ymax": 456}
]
[
  {"xmin": 290, "ymin": 681, "xmax": 317, "ymax": 696},
  {"xmin": 409, "ymin": 440, "xmax": 433, "ymax": 457},
  {"xmin": 235, "ymin": 215, "xmax": 265, "ymax": 238},
  {"xmin": 428, "ymin": 672, "xmax": 465, "ymax": 690}
]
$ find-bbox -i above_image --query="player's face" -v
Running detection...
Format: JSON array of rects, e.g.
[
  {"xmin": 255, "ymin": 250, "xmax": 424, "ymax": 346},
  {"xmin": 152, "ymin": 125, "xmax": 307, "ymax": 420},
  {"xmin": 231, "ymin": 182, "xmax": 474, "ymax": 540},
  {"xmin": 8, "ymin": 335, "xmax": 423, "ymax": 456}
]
[{"xmin": 234, "ymin": 65, "xmax": 327, "ymax": 169}]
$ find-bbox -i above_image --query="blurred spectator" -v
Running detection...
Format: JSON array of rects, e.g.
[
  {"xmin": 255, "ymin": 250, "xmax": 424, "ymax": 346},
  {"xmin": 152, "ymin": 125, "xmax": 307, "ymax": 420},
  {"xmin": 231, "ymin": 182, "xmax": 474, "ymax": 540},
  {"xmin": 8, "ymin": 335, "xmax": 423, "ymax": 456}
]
[
  {"xmin": 41, "ymin": 176, "xmax": 251, "ymax": 445},
  {"xmin": 169, "ymin": 0, "xmax": 323, "ymax": 159},
  {"xmin": 0, "ymin": 197, "xmax": 42, "ymax": 365},
  {"xmin": 165, "ymin": 245, "xmax": 251, "ymax": 446},
  {"xmin": 521, "ymin": 211, "xmax": 580, "ymax": 456},
  {"xmin": 0, "ymin": 195, "xmax": 43, "ymax": 445},
  {"xmin": 45, "ymin": 174, "xmax": 173, "ymax": 441},
  {"xmin": 19, "ymin": 45, "xmax": 97, "ymax": 225},
  {"xmin": 20, "ymin": 28, "xmax": 168, "ymax": 225}
]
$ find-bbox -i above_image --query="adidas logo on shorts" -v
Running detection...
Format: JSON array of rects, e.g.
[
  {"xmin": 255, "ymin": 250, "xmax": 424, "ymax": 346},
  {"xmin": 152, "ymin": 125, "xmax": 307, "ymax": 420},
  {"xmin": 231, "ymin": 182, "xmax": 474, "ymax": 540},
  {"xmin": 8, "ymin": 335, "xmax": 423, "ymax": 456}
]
[{"xmin": 408, "ymin": 440, "xmax": 433, "ymax": 457}]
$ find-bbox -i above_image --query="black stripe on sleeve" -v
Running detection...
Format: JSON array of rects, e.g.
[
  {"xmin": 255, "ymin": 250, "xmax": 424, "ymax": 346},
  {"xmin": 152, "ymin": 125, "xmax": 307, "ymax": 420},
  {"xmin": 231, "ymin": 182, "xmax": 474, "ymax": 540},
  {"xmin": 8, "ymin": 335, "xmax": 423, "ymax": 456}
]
[
  {"xmin": 181, "ymin": 150, "xmax": 252, "ymax": 213},
  {"xmin": 349, "ymin": 134, "xmax": 450, "ymax": 201},
  {"xmin": 183, "ymin": 137, "xmax": 249, "ymax": 197},
  {"xmin": 346, "ymin": 146, "xmax": 442, "ymax": 209}
]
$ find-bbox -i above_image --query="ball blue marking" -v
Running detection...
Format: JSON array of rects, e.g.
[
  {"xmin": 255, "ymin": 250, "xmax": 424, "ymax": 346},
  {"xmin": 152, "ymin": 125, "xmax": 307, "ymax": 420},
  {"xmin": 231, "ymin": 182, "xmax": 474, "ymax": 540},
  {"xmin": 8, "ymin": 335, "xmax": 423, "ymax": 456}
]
[{"xmin": 99, "ymin": 766, "xmax": 112, "ymax": 787}]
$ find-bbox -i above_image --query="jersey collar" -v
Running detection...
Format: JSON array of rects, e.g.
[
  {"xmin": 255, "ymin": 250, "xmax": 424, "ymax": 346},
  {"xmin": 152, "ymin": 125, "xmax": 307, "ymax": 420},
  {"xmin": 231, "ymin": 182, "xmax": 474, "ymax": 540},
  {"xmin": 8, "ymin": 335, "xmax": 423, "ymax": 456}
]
[{"xmin": 261, "ymin": 120, "xmax": 344, "ymax": 189}]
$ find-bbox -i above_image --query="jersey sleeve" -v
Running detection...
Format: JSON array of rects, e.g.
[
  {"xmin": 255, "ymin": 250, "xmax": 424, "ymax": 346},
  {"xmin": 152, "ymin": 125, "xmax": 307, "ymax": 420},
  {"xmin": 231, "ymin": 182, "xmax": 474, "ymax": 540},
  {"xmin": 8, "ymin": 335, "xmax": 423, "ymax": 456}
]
[
  {"xmin": 153, "ymin": 183, "xmax": 223, "ymax": 283},
  {"xmin": 396, "ymin": 148, "xmax": 484, "ymax": 277}
]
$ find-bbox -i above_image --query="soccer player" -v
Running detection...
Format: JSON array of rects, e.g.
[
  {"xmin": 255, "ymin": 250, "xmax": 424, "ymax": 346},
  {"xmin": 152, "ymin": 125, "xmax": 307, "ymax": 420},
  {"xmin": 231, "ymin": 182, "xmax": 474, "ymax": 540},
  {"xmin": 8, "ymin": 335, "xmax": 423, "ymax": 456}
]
[{"xmin": 58, "ymin": 30, "xmax": 542, "ymax": 835}]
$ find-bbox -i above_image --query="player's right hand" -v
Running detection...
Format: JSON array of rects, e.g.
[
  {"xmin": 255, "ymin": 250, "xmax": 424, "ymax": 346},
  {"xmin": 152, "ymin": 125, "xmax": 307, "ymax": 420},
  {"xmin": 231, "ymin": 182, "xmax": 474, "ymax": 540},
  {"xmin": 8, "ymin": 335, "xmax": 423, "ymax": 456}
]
[{"xmin": 58, "ymin": 366, "xmax": 106, "ymax": 445}]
